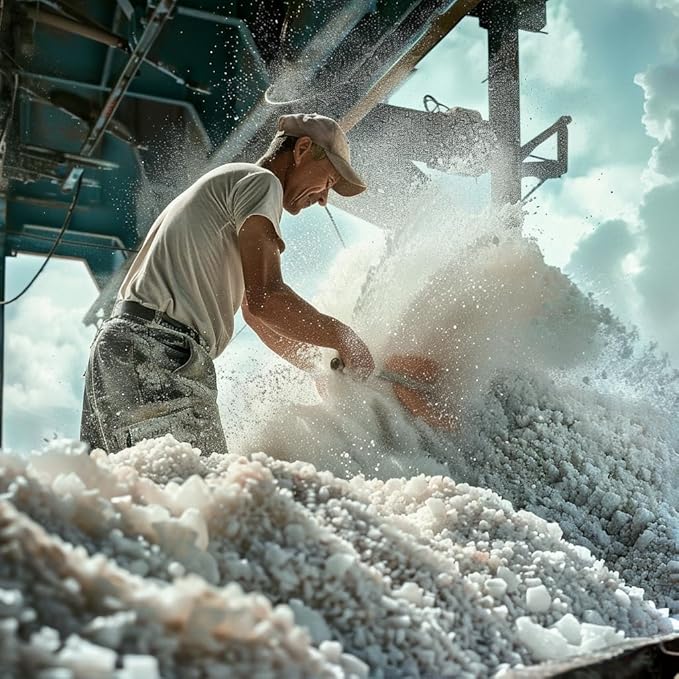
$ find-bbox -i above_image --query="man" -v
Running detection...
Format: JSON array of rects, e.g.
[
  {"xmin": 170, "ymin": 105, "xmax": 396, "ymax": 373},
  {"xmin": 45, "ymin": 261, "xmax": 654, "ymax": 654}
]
[{"xmin": 81, "ymin": 113, "xmax": 375, "ymax": 456}]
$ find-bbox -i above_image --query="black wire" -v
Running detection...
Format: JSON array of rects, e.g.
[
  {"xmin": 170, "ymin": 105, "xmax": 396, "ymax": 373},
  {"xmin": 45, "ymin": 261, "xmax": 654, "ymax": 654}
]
[
  {"xmin": 0, "ymin": 72, "xmax": 18, "ymax": 145},
  {"xmin": 0, "ymin": 173, "xmax": 84, "ymax": 305},
  {"xmin": 324, "ymin": 205, "xmax": 346, "ymax": 248}
]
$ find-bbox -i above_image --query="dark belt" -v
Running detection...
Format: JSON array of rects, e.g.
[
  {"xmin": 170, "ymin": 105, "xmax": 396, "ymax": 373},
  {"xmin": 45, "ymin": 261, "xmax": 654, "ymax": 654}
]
[{"xmin": 113, "ymin": 300, "xmax": 204, "ymax": 347}]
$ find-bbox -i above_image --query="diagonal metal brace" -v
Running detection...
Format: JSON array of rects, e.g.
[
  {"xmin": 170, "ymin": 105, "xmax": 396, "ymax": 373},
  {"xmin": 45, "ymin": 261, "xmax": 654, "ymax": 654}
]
[{"xmin": 61, "ymin": 0, "xmax": 177, "ymax": 192}]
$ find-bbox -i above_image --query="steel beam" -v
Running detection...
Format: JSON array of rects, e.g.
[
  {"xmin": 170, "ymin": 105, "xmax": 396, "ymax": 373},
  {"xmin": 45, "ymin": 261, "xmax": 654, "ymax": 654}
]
[
  {"xmin": 61, "ymin": 0, "xmax": 177, "ymax": 191},
  {"xmin": 0, "ymin": 236, "xmax": 4, "ymax": 446},
  {"xmin": 21, "ymin": 72, "xmax": 211, "ymax": 149},
  {"xmin": 0, "ymin": 220, "xmax": 4, "ymax": 447},
  {"xmin": 485, "ymin": 0, "xmax": 521, "ymax": 206},
  {"xmin": 339, "ymin": 0, "xmax": 483, "ymax": 131}
]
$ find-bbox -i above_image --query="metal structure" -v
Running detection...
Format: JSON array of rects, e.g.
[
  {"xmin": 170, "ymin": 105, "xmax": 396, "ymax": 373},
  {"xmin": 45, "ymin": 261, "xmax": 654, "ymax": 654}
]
[{"xmin": 0, "ymin": 0, "xmax": 571, "ymax": 443}]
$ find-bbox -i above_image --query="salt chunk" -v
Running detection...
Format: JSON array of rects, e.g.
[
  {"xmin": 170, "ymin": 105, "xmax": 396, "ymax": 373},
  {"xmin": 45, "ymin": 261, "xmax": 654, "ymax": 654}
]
[
  {"xmin": 340, "ymin": 653, "xmax": 369, "ymax": 678},
  {"xmin": 123, "ymin": 654, "xmax": 160, "ymax": 679},
  {"xmin": 30, "ymin": 627, "xmax": 61, "ymax": 653},
  {"xmin": 546, "ymin": 522, "xmax": 563, "ymax": 540},
  {"xmin": 614, "ymin": 589, "xmax": 631, "ymax": 608},
  {"xmin": 497, "ymin": 566, "xmax": 519, "ymax": 593},
  {"xmin": 179, "ymin": 508, "xmax": 209, "ymax": 550},
  {"xmin": 320, "ymin": 640, "xmax": 343, "ymax": 663},
  {"xmin": 600, "ymin": 491, "xmax": 622, "ymax": 516},
  {"xmin": 174, "ymin": 475, "xmax": 210, "ymax": 512},
  {"xmin": 515, "ymin": 617, "xmax": 572, "ymax": 661},
  {"xmin": 326, "ymin": 553, "xmax": 355, "ymax": 578},
  {"xmin": 552, "ymin": 613, "xmax": 582, "ymax": 645},
  {"xmin": 393, "ymin": 582, "xmax": 424, "ymax": 605},
  {"xmin": 57, "ymin": 635, "xmax": 116, "ymax": 672},
  {"xmin": 52, "ymin": 472, "xmax": 86, "ymax": 496},
  {"xmin": 404, "ymin": 476, "xmax": 428, "ymax": 498},
  {"xmin": 168, "ymin": 562, "xmax": 186, "ymax": 578},
  {"xmin": 288, "ymin": 599, "xmax": 331, "ymax": 643},
  {"xmin": 526, "ymin": 585, "xmax": 551, "ymax": 613},
  {"xmin": 285, "ymin": 523, "xmax": 305, "ymax": 544},
  {"xmin": 485, "ymin": 578, "xmax": 508, "ymax": 599},
  {"xmin": 425, "ymin": 497, "xmax": 447, "ymax": 519},
  {"xmin": 580, "ymin": 623, "xmax": 622, "ymax": 652}
]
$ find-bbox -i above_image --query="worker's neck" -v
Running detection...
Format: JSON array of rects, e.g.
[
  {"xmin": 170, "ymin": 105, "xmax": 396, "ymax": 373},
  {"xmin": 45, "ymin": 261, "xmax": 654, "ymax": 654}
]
[{"xmin": 259, "ymin": 153, "xmax": 291, "ymax": 190}]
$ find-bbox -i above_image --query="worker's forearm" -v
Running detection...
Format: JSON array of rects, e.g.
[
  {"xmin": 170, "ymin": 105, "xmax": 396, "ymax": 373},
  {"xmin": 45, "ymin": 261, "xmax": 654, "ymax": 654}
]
[
  {"xmin": 249, "ymin": 284, "xmax": 347, "ymax": 349},
  {"xmin": 246, "ymin": 312, "xmax": 319, "ymax": 371}
]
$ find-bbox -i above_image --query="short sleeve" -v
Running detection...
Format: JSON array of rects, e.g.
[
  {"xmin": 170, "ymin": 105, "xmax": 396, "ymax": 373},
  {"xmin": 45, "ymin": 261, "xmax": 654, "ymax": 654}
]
[{"xmin": 231, "ymin": 171, "xmax": 284, "ymax": 239}]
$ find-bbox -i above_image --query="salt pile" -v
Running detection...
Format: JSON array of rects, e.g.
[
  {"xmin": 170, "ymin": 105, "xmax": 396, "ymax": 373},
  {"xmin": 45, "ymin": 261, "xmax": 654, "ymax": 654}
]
[
  {"xmin": 0, "ymin": 437, "xmax": 675, "ymax": 677},
  {"xmin": 226, "ymin": 201, "xmax": 679, "ymax": 614}
]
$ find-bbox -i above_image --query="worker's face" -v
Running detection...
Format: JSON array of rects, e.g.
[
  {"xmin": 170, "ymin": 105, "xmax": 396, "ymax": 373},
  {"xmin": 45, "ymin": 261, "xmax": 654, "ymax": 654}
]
[{"xmin": 283, "ymin": 137, "xmax": 340, "ymax": 215}]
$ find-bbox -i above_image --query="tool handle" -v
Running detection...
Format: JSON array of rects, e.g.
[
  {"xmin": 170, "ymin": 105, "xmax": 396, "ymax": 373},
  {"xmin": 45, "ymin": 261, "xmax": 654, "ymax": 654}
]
[{"xmin": 330, "ymin": 357, "xmax": 344, "ymax": 371}]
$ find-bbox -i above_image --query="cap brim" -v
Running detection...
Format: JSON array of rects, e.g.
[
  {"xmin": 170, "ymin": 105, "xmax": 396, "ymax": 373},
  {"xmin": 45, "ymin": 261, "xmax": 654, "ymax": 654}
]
[{"xmin": 326, "ymin": 150, "xmax": 367, "ymax": 197}]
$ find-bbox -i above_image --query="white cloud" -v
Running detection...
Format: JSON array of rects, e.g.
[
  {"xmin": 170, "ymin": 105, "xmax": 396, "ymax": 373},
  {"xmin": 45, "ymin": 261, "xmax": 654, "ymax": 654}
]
[
  {"xmin": 565, "ymin": 219, "xmax": 643, "ymax": 324},
  {"xmin": 524, "ymin": 163, "xmax": 646, "ymax": 268},
  {"xmin": 521, "ymin": 1, "xmax": 586, "ymax": 89},
  {"xmin": 563, "ymin": 33, "xmax": 679, "ymax": 363},
  {"xmin": 635, "ymin": 63, "xmax": 679, "ymax": 140},
  {"xmin": 4, "ymin": 259, "xmax": 97, "ymax": 450},
  {"xmin": 656, "ymin": 0, "xmax": 679, "ymax": 16}
]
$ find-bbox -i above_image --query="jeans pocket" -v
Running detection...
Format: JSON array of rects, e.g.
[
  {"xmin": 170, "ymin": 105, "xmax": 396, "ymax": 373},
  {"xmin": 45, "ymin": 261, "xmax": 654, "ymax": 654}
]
[
  {"xmin": 171, "ymin": 338, "xmax": 194, "ymax": 375},
  {"xmin": 125, "ymin": 406, "xmax": 198, "ymax": 448}
]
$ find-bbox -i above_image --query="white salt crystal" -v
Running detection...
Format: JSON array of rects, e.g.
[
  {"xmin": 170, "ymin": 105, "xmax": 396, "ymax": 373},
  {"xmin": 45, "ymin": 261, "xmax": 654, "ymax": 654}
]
[
  {"xmin": 552, "ymin": 613, "xmax": 582, "ymax": 645},
  {"xmin": 484, "ymin": 578, "xmax": 508, "ymax": 599},
  {"xmin": 319, "ymin": 640, "xmax": 343, "ymax": 663},
  {"xmin": 326, "ymin": 553, "xmax": 355, "ymax": 578},
  {"xmin": 425, "ymin": 497, "xmax": 447, "ymax": 519},
  {"xmin": 393, "ymin": 582, "xmax": 424, "ymax": 605},
  {"xmin": 526, "ymin": 585, "xmax": 551, "ymax": 613},
  {"xmin": 496, "ymin": 566, "xmax": 519, "ymax": 593},
  {"xmin": 288, "ymin": 599, "xmax": 331, "ymax": 643},
  {"xmin": 614, "ymin": 589, "xmax": 631, "ymax": 608},
  {"xmin": 57, "ymin": 635, "xmax": 116, "ymax": 672},
  {"xmin": 580, "ymin": 623, "xmax": 623, "ymax": 652},
  {"xmin": 123, "ymin": 654, "xmax": 160, "ymax": 679},
  {"xmin": 404, "ymin": 476, "xmax": 428, "ymax": 497},
  {"xmin": 515, "ymin": 617, "xmax": 571, "ymax": 661},
  {"xmin": 340, "ymin": 652, "xmax": 370, "ymax": 678}
]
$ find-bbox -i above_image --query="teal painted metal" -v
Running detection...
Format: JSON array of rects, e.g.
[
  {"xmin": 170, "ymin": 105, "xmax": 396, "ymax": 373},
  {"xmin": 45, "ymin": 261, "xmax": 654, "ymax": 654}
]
[{"xmin": 2, "ymin": 0, "xmax": 471, "ymax": 294}]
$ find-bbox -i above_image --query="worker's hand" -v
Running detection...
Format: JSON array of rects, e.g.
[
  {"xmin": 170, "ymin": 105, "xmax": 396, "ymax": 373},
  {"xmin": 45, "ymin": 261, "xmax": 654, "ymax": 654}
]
[{"xmin": 336, "ymin": 328, "xmax": 374, "ymax": 380}]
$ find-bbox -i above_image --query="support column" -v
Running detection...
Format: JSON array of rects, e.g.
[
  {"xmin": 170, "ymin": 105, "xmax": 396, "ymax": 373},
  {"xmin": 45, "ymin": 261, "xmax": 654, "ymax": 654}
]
[
  {"xmin": 486, "ymin": 1, "xmax": 521, "ymax": 206},
  {"xmin": 0, "ymin": 226, "xmax": 5, "ymax": 447}
]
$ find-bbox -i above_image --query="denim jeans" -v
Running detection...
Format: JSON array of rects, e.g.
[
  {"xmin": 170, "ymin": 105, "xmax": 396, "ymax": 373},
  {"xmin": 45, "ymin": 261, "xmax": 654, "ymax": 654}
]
[{"xmin": 80, "ymin": 316, "xmax": 227, "ymax": 456}]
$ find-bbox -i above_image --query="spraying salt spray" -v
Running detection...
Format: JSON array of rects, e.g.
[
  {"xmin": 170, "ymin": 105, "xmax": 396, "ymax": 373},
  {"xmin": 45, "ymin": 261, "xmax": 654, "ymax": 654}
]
[{"xmin": 224, "ymin": 180, "xmax": 679, "ymax": 611}]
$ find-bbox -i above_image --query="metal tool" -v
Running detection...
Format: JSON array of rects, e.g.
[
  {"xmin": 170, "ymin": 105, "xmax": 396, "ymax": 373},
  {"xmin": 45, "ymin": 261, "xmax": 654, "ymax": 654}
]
[{"xmin": 330, "ymin": 357, "xmax": 438, "ymax": 396}]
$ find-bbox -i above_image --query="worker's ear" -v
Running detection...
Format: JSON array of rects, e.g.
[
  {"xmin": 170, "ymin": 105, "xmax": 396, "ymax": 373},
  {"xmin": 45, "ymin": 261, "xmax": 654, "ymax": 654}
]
[{"xmin": 293, "ymin": 136, "xmax": 313, "ymax": 164}]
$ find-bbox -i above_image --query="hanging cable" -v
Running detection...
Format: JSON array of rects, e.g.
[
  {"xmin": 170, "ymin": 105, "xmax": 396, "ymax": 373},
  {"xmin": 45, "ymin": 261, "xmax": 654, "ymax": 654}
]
[
  {"xmin": 423, "ymin": 94, "xmax": 450, "ymax": 113},
  {"xmin": 0, "ymin": 71, "xmax": 18, "ymax": 148},
  {"xmin": 324, "ymin": 205, "xmax": 346, "ymax": 248},
  {"xmin": 0, "ymin": 173, "xmax": 84, "ymax": 306}
]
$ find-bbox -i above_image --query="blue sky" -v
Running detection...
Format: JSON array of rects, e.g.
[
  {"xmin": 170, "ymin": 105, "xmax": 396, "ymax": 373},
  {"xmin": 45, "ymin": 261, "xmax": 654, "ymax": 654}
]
[{"xmin": 4, "ymin": 0, "xmax": 679, "ymax": 451}]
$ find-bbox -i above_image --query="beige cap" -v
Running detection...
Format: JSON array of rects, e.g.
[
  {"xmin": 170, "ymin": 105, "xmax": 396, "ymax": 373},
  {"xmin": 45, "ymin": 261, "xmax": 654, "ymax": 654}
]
[{"xmin": 276, "ymin": 113, "xmax": 367, "ymax": 197}]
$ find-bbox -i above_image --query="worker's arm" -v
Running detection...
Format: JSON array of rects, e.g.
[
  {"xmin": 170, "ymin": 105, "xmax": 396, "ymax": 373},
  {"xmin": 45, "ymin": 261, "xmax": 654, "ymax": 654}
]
[
  {"xmin": 241, "ymin": 294, "xmax": 319, "ymax": 372},
  {"xmin": 238, "ymin": 215, "xmax": 374, "ymax": 377}
]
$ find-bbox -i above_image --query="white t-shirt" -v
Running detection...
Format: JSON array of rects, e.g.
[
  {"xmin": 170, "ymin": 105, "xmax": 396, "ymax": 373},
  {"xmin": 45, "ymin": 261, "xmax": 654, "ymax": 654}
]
[{"xmin": 118, "ymin": 163, "xmax": 284, "ymax": 357}]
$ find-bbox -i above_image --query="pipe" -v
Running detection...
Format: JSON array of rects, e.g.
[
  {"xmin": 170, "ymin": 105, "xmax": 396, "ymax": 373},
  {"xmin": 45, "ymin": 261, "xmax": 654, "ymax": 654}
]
[{"xmin": 23, "ymin": 6, "xmax": 126, "ymax": 49}]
